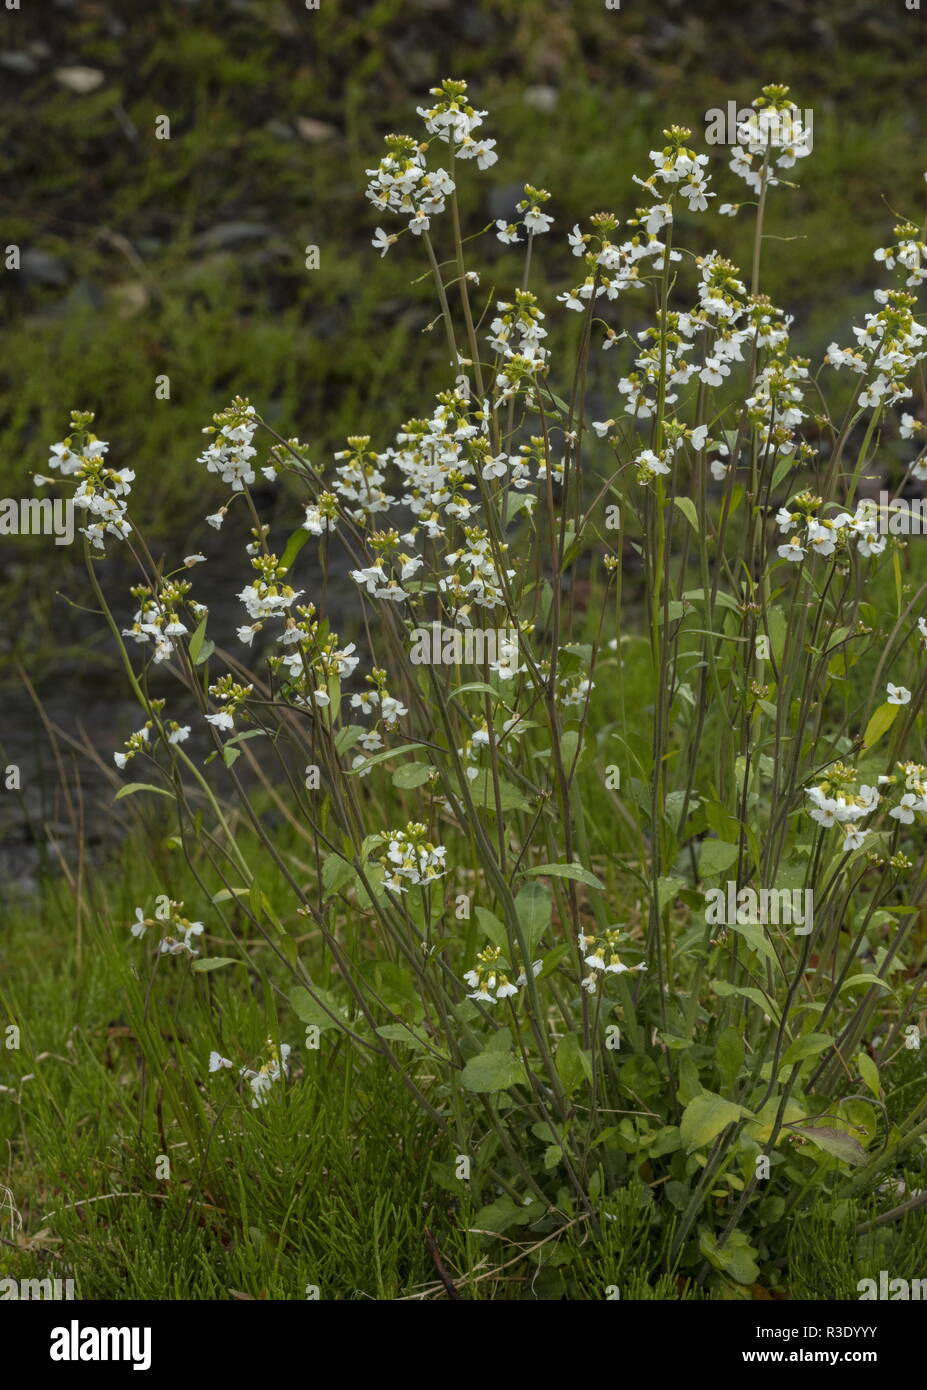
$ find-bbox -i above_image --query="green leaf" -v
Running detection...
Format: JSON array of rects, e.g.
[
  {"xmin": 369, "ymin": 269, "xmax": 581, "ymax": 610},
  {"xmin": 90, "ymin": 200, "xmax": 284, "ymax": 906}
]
[
  {"xmin": 788, "ymin": 1124, "xmax": 868, "ymax": 1167},
  {"xmin": 699, "ymin": 1229, "xmax": 760, "ymax": 1285},
  {"xmin": 471, "ymin": 1195, "xmax": 534, "ymax": 1234},
  {"xmin": 279, "ymin": 525, "xmax": 310, "ymax": 574},
  {"xmin": 449, "ymin": 681, "xmax": 501, "ymax": 700},
  {"xmin": 747, "ymin": 1096, "xmax": 807, "ymax": 1144},
  {"xmin": 191, "ymin": 956, "xmax": 240, "ymax": 973},
  {"xmin": 681, "ymin": 1090, "xmax": 747, "ymax": 1151},
  {"xmin": 683, "ymin": 587, "xmax": 741, "ymax": 613},
  {"xmin": 522, "ymin": 860, "xmax": 604, "ymax": 891},
  {"xmin": 858, "ymin": 1050, "xmax": 881, "ymax": 1099},
  {"xmin": 711, "ymin": 978, "xmax": 781, "ymax": 1022},
  {"xmin": 555, "ymin": 1033, "xmax": 592, "ymax": 1094},
  {"xmin": 514, "ymin": 881, "xmax": 552, "ymax": 951},
  {"xmin": 322, "ymin": 853, "xmax": 356, "ymax": 899},
  {"xmin": 862, "ymin": 702, "xmax": 899, "ymax": 751},
  {"xmin": 290, "ymin": 985, "xmax": 343, "ymax": 1033},
  {"xmin": 469, "ymin": 769, "xmax": 531, "ymax": 813},
  {"xmin": 657, "ymin": 875, "xmax": 687, "ymax": 915},
  {"xmin": 841, "ymin": 973, "xmax": 893, "ymax": 994},
  {"xmin": 346, "ymin": 742, "xmax": 430, "ymax": 773},
  {"xmin": 474, "ymin": 907, "xmax": 508, "ymax": 951},
  {"xmin": 334, "ymin": 724, "xmax": 366, "ymax": 755},
  {"xmin": 673, "ymin": 496, "xmax": 699, "ymax": 534},
  {"xmin": 698, "ymin": 839, "xmax": 740, "ymax": 878},
  {"xmin": 461, "ymin": 1050, "xmax": 524, "ymax": 1093},
  {"xmin": 781, "ymin": 1033, "xmax": 833, "ymax": 1067},
  {"xmin": 376, "ymin": 1023, "xmax": 436, "ymax": 1054},
  {"xmin": 715, "ymin": 1027, "xmax": 744, "ymax": 1093},
  {"xmin": 188, "ymin": 613, "xmax": 209, "ymax": 665},
  {"xmin": 392, "ymin": 761, "xmax": 434, "ymax": 789},
  {"xmin": 114, "ymin": 782, "xmax": 174, "ymax": 802},
  {"xmin": 727, "ymin": 919, "xmax": 780, "ymax": 967},
  {"xmin": 536, "ymin": 943, "xmax": 572, "ymax": 979}
]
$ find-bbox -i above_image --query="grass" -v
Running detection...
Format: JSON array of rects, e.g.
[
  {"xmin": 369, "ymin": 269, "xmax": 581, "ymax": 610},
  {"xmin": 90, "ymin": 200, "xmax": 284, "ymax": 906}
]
[{"xmin": 2, "ymin": 580, "xmax": 926, "ymax": 1300}]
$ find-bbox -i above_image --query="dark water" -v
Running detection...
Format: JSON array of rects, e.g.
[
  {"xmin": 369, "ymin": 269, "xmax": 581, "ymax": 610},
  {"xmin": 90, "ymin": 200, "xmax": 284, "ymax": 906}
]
[{"xmin": 0, "ymin": 523, "xmax": 358, "ymax": 894}]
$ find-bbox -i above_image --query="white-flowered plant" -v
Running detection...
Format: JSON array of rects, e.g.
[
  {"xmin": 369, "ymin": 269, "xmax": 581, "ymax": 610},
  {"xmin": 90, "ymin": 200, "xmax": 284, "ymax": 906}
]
[{"xmin": 45, "ymin": 79, "xmax": 927, "ymax": 1285}]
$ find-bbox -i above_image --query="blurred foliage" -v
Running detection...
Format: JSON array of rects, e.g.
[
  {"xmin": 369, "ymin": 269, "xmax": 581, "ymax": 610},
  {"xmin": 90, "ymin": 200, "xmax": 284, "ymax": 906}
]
[{"xmin": 0, "ymin": 0, "xmax": 924, "ymax": 524}]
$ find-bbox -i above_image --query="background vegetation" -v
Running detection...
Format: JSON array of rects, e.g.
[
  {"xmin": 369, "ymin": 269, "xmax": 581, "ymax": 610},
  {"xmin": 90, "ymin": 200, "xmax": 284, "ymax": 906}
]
[{"xmin": 2, "ymin": 0, "xmax": 926, "ymax": 1299}]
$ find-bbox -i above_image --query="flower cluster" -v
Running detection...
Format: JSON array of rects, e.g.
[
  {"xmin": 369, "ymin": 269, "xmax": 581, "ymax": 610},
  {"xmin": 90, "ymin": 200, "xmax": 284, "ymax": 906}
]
[
  {"xmin": 464, "ymin": 944, "xmax": 519, "ymax": 1002},
  {"xmin": 416, "ymin": 77, "xmax": 497, "ymax": 166},
  {"xmin": 825, "ymin": 290, "xmax": 927, "ymax": 410},
  {"xmin": 114, "ymin": 702, "xmax": 190, "ymax": 770},
  {"xmin": 205, "ymin": 675, "xmax": 253, "ymax": 733},
  {"xmin": 231, "ymin": 1038, "xmax": 293, "ymax": 1108},
  {"xmin": 496, "ymin": 184, "xmax": 553, "ymax": 244},
  {"xmin": 729, "ymin": 85, "xmax": 812, "ymax": 196},
  {"xmin": 366, "ymin": 133, "xmax": 455, "ymax": 242},
  {"xmin": 40, "ymin": 411, "xmax": 133, "ymax": 548},
  {"xmin": 122, "ymin": 578, "xmax": 205, "ymax": 664},
  {"xmin": 875, "ymin": 221, "xmax": 927, "ymax": 290},
  {"xmin": 129, "ymin": 900, "xmax": 204, "ymax": 956},
  {"xmin": 577, "ymin": 926, "xmax": 646, "ymax": 994},
  {"xmin": 198, "ymin": 399, "xmax": 261, "ymax": 493},
  {"xmin": 377, "ymin": 823, "xmax": 448, "ymax": 893},
  {"xmin": 775, "ymin": 493, "xmax": 890, "ymax": 563},
  {"xmin": 636, "ymin": 124, "xmax": 714, "ymax": 211},
  {"xmin": 238, "ymin": 554, "xmax": 303, "ymax": 640},
  {"xmin": 885, "ymin": 762, "xmax": 927, "ymax": 824},
  {"xmin": 806, "ymin": 775, "xmax": 878, "ymax": 851}
]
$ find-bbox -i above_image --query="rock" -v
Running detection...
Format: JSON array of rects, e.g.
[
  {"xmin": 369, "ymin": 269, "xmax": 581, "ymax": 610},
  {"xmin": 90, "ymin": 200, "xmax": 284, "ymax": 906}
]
[
  {"xmin": 20, "ymin": 249, "xmax": 68, "ymax": 286},
  {"xmin": 294, "ymin": 116, "xmax": 339, "ymax": 144},
  {"xmin": 0, "ymin": 52, "xmax": 38, "ymax": 76},
  {"xmin": 54, "ymin": 65, "xmax": 105, "ymax": 94},
  {"xmin": 523, "ymin": 86, "xmax": 559, "ymax": 113},
  {"xmin": 192, "ymin": 222, "xmax": 273, "ymax": 251},
  {"xmin": 105, "ymin": 282, "xmax": 150, "ymax": 317}
]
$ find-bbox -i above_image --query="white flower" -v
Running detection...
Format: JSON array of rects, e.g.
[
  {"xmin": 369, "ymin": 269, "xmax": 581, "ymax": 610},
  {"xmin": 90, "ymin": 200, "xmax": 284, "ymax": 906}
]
[
  {"xmin": 495, "ymin": 220, "xmax": 521, "ymax": 245},
  {"xmin": 523, "ymin": 208, "xmax": 553, "ymax": 235},
  {"xmin": 209, "ymin": 1051, "xmax": 233, "ymax": 1072},
  {"xmin": 842, "ymin": 828, "xmax": 868, "ymax": 852},
  {"xmin": 890, "ymin": 793, "xmax": 918, "ymax": 824},
  {"xmin": 887, "ymin": 684, "xmax": 911, "ymax": 705},
  {"xmin": 130, "ymin": 908, "xmax": 148, "ymax": 939},
  {"xmin": 778, "ymin": 537, "xmax": 806, "ymax": 562},
  {"xmin": 809, "ymin": 798, "xmax": 838, "ymax": 828},
  {"xmin": 206, "ymin": 711, "xmax": 235, "ymax": 731},
  {"xmin": 372, "ymin": 227, "xmax": 396, "ymax": 257}
]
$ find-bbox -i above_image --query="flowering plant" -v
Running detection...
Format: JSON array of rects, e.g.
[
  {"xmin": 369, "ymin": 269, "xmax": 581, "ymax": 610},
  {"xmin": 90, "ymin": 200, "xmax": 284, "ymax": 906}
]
[{"xmin": 40, "ymin": 80, "xmax": 927, "ymax": 1294}]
